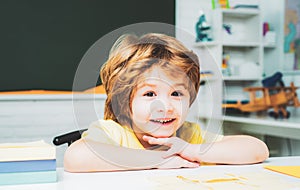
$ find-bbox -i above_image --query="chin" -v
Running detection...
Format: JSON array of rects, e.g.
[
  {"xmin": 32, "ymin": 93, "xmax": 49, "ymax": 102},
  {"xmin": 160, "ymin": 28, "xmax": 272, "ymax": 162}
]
[{"xmin": 151, "ymin": 132, "xmax": 174, "ymax": 138}]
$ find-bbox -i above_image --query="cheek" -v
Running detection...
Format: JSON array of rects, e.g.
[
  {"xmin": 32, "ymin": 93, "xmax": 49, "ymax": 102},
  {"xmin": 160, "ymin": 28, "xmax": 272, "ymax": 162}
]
[
  {"xmin": 174, "ymin": 98, "xmax": 190, "ymax": 115},
  {"xmin": 131, "ymin": 99, "xmax": 151, "ymax": 120},
  {"xmin": 132, "ymin": 103, "xmax": 144, "ymax": 116}
]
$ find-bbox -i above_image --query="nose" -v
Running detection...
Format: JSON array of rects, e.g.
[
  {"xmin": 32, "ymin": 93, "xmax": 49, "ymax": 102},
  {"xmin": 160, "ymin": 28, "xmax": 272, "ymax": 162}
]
[{"xmin": 150, "ymin": 98, "xmax": 174, "ymax": 113}]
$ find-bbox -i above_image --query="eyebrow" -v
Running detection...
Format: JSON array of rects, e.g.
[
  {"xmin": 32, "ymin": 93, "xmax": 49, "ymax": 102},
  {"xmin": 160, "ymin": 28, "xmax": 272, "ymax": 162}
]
[
  {"xmin": 138, "ymin": 82, "xmax": 188, "ymax": 89},
  {"xmin": 137, "ymin": 83, "xmax": 157, "ymax": 89},
  {"xmin": 173, "ymin": 83, "xmax": 188, "ymax": 88}
]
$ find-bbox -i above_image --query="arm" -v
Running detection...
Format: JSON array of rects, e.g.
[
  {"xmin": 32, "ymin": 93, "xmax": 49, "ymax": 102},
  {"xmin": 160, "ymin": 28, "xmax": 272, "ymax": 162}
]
[
  {"xmin": 64, "ymin": 139, "xmax": 199, "ymax": 172},
  {"xmin": 197, "ymin": 135, "xmax": 269, "ymax": 164},
  {"xmin": 144, "ymin": 135, "xmax": 269, "ymax": 165}
]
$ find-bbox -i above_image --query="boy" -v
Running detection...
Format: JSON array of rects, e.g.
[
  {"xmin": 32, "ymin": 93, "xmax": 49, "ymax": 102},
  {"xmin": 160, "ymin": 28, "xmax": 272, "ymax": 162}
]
[{"xmin": 64, "ymin": 33, "xmax": 269, "ymax": 172}]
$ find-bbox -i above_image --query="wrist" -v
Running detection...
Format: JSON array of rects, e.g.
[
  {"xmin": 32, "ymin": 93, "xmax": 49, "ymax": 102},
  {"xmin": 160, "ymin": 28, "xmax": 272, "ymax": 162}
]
[
  {"xmin": 194, "ymin": 144, "xmax": 204, "ymax": 162},
  {"xmin": 181, "ymin": 143, "xmax": 202, "ymax": 162}
]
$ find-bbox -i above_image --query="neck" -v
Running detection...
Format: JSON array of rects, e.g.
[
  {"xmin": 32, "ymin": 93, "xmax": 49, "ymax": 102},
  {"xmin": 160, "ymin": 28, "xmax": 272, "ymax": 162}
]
[
  {"xmin": 131, "ymin": 125, "xmax": 153, "ymax": 149},
  {"xmin": 135, "ymin": 131, "xmax": 152, "ymax": 149}
]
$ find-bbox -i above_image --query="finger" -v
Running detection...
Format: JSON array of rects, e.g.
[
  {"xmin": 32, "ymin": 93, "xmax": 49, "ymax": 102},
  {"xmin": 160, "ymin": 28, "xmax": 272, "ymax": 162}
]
[
  {"xmin": 143, "ymin": 135, "xmax": 170, "ymax": 145},
  {"xmin": 142, "ymin": 135, "xmax": 156, "ymax": 143},
  {"xmin": 162, "ymin": 140, "xmax": 188, "ymax": 159},
  {"xmin": 183, "ymin": 160, "xmax": 199, "ymax": 168},
  {"xmin": 142, "ymin": 135, "xmax": 152, "ymax": 141},
  {"xmin": 162, "ymin": 147, "xmax": 178, "ymax": 159}
]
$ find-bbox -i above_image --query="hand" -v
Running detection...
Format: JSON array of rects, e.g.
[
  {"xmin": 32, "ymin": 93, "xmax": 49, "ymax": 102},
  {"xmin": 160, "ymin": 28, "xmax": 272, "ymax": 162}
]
[{"xmin": 143, "ymin": 136, "xmax": 201, "ymax": 163}]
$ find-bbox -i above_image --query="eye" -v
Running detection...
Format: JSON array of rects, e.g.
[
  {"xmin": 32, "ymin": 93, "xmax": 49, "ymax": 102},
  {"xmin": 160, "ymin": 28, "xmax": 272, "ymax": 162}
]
[
  {"xmin": 143, "ymin": 91, "xmax": 156, "ymax": 97},
  {"xmin": 171, "ymin": 91, "xmax": 183, "ymax": 97}
]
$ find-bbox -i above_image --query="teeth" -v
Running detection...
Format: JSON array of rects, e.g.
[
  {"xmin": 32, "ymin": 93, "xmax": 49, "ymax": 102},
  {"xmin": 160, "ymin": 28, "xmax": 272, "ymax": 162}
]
[{"xmin": 152, "ymin": 118, "xmax": 174, "ymax": 123}]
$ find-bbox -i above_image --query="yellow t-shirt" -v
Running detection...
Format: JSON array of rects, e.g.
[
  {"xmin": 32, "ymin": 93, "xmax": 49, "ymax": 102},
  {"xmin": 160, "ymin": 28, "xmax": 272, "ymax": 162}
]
[{"xmin": 82, "ymin": 119, "xmax": 223, "ymax": 149}]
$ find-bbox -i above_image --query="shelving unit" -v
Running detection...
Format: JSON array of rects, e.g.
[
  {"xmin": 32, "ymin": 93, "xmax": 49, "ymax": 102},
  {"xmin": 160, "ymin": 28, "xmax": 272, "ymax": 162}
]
[
  {"xmin": 176, "ymin": 2, "xmax": 272, "ymax": 130},
  {"xmin": 217, "ymin": 9, "xmax": 263, "ymax": 80},
  {"xmin": 190, "ymin": 8, "xmax": 264, "ymax": 124},
  {"xmin": 176, "ymin": 0, "xmax": 300, "ymax": 156}
]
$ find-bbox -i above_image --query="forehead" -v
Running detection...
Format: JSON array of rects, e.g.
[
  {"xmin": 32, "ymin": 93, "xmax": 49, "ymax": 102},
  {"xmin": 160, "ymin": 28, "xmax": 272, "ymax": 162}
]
[{"xmin": 139, "ymin": 66, "xmax": 187, "ymax": 85}]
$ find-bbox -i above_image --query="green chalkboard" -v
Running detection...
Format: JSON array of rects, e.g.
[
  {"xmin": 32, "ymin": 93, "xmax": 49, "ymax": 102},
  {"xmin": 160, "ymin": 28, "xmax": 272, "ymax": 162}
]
[{"xmin": 0, "ymin": 0, "xmax": 175, "ymax": 91}]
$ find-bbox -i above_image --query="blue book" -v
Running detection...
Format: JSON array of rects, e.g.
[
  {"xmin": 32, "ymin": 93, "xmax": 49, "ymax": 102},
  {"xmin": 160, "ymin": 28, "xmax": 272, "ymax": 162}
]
[
  {"xmin": 0, "ymin": 170, "xmax": 57, "ymax": 185},
  {"xmin": 0, "ymin": 159, "xmax": 56, "ymax": 173}
]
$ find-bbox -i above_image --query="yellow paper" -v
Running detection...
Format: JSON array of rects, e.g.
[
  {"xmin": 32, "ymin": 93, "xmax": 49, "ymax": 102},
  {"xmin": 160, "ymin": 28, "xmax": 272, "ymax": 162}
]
[{"xmin": 264, "ymin": 165, "xmax": 300, "ymax": 178}]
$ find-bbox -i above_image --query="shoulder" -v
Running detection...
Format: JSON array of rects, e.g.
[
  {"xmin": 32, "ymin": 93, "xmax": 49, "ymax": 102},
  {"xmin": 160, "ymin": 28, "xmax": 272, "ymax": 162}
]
[
  {"xmin": 178, "ymin": 121, "xmax": 224, "ymax": 143},
  {"xmin": 82, "ymin": 119, "xmax": 143, "ymax": 148},
  {"xmin": 180, "ymin": 121, "xmax": 201, "ymax": 133},
  {"xmin": 87, "ymin": 119, "xmax": 126, "ymax": 135},
  {"xmin": 177, "ymin": 121, "xmax": 202, "ymax": 144},
  {"xmin": 82, "ymin": 119, "xmax": 126, "ymax": 144},
  {"xmin": 89, "ymin": 119, "xmax": 124, "ymax": 130},
  {"xmin": 182, "ymin": 121, "xmax": 200, "ymax": 129}
]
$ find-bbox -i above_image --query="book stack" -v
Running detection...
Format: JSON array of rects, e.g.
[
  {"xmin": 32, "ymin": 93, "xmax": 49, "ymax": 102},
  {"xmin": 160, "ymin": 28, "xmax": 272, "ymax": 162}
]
[{"xmin": 0, "ymin": 140, "xmax": 56, "ymax": 185}]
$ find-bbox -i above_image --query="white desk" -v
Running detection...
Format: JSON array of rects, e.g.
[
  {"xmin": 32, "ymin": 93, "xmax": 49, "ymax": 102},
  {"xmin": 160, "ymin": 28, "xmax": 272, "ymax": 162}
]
[
  {"xmin": 223, "ymin": 115, "xmax": 300, "ymax": 140},
  {"xmin": 1, "ymin": 156, "xmax": 299, "ymax": 190}
]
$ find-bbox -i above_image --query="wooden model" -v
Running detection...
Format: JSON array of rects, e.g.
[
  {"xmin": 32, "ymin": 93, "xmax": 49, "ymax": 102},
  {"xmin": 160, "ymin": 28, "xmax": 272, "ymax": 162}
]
[{"xmin": 223, "ymin": 72, "xmax": 300, "ymax": 119}]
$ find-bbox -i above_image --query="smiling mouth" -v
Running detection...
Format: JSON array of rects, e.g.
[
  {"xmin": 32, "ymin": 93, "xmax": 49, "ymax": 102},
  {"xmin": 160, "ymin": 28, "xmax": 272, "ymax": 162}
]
[{"xmin": 150, "ymin": 118, "xmax": 176, "ymax": 125}]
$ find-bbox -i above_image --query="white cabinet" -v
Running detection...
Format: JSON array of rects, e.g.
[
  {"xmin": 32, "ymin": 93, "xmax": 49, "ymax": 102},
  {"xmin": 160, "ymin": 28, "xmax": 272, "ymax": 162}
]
[
  {"xmin": 211, "ymin": 9, "xmax": 264, "ymax": 110},
  {"xmin": 176, "ymin": 1, "xmax": 264, "ymax": 130}
]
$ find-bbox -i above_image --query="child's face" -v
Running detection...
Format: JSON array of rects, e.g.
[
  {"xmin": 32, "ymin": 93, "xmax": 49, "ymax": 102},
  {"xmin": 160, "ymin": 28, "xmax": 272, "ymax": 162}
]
[{"xmin": 131, "ymin": 67, "xmax": 190, "ymax": 139}]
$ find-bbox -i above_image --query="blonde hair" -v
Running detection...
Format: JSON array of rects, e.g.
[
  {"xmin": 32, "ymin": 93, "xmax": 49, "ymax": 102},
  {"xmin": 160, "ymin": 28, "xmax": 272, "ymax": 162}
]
[{"xmin": 101, "ymin": 33, "xmax": 200, "ymax": 127}]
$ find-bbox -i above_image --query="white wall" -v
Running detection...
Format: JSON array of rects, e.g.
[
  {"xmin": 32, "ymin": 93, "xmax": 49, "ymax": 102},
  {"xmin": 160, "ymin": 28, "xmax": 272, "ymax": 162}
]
[{"xmin": 0, "ymin": 95, "xmax": 106, "ymax": 167}]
